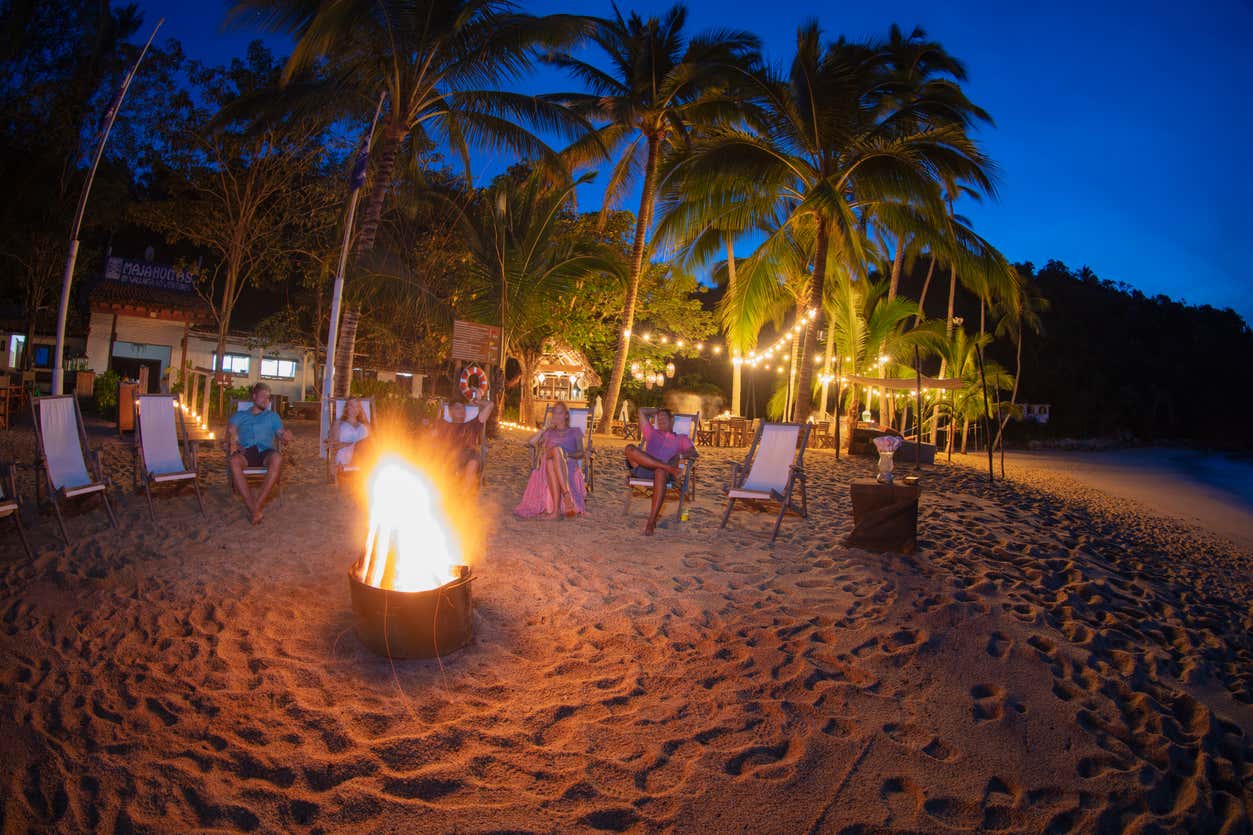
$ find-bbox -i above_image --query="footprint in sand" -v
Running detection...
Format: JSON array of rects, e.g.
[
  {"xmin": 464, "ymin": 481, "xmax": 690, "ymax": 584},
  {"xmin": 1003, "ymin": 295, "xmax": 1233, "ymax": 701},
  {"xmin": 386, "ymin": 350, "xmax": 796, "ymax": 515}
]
[
  {"xmin": 986, "ymin": 631, "xmax": 1013, "ymax": 659},
  {"xmin": 970, "ymin": 683, "xmax": 1026, "ymax": 722}
]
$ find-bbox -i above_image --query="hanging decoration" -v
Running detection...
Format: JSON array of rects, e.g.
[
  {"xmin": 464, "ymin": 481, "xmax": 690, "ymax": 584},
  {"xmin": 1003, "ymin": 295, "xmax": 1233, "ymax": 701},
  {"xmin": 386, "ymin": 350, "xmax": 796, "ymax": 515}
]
[{"xmin": 733, "ymin": 308, "xmax": 818, "ymax": 368}]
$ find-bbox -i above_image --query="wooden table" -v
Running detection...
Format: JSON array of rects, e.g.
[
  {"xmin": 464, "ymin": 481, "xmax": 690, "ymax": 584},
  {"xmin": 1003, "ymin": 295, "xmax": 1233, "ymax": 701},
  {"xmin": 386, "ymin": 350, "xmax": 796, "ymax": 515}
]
[{"xmin": 844, "ymin": 478, "xmax": 920, "ymax": 554}]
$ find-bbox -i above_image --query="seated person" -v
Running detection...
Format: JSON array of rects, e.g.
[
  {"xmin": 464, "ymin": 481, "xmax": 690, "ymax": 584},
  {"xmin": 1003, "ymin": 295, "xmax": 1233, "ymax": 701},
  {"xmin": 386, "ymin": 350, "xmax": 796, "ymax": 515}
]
[
  {"xmin": 227, "ymin": 382, "xmax": 293, "ymax": 524},
  {"xmin": 624, "ymin": 407, "xmax": 697, "ymax": 536},
  {"xmin": 430, "ymin": 399, "xmax": 493, "ymax": 493},
  {"xmin": 333, "ymin": 397, "xmax": 372, "ymax": 470},
  {"xmin": 515, "ymin": 402, "xmax": 585, "ymax": 520}
]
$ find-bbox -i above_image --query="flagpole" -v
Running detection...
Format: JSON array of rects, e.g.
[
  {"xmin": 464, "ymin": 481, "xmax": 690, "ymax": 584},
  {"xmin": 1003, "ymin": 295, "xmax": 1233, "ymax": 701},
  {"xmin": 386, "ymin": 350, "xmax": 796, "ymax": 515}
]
[
  {"xmin": 51, "ymin": 19, "xmax": 163, "ymax": 395},
  {"xmin": 320, "ymin": 91, "xmax": 387, "ymax": 458}
]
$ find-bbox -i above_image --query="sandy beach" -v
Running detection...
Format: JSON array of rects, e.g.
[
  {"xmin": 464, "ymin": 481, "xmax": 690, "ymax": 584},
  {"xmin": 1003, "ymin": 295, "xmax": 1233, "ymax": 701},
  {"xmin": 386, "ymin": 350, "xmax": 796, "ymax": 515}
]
[{"xmin": 1, "ymin": 422, "xmax": 1250, "ymax": 833}]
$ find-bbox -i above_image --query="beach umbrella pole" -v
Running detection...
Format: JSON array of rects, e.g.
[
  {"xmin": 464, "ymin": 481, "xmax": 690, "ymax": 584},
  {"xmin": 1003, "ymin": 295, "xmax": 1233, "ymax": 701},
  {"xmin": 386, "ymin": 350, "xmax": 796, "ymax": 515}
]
[
  {"xmin": 51, "ymin": 19, "xmax": 162, "ymax": 395},
  {"xmin": 320, "ymin": 92, "xmax": 386, "ymax": 457}
]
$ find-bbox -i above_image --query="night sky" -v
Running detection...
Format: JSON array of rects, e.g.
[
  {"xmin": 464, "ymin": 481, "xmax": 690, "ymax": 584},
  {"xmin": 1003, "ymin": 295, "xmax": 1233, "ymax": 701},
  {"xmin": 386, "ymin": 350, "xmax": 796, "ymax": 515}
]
[{"xmin": 135, "ymin": 0, "xmax": 1253, "ymax": 322}]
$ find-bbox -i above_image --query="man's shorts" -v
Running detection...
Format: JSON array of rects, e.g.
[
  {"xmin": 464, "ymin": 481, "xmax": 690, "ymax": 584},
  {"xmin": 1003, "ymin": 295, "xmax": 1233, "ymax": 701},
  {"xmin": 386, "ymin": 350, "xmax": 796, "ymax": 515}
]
[
  {"xmin": 627, "ymin": 464, "xmax": 675, "ymax": 486},
  {"xmin": 236, "ymin": 445, "xmax": 274, "ymax": 468}
]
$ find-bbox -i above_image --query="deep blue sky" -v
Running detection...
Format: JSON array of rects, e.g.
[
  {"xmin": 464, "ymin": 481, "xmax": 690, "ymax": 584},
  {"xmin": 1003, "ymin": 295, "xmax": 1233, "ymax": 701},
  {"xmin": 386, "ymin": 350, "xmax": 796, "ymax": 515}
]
[{"xmin": 136, "ymin": 0, "xmax": 1253, "ymax": 322}]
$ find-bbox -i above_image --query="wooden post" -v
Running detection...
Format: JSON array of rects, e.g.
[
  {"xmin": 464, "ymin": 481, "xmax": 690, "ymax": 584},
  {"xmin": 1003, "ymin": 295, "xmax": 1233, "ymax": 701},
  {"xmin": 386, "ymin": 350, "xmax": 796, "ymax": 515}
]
[
  {"xmin": 106, "ymin": 313, "xmax": 118, "ymax": 373},
  {"xmin": 202, "ymin": 371, "xmax": 211, "ymax": 421},
  {"xmin": 975, "ymin": 344, "xmax": 994, "ymax": 483},
  {"xmin": 179, "ymin": 321, "xmax": 189, "ymax": 390},
  {"xmin": 914, "ymin": 346, "xmax": 923, "ymax": 470}
]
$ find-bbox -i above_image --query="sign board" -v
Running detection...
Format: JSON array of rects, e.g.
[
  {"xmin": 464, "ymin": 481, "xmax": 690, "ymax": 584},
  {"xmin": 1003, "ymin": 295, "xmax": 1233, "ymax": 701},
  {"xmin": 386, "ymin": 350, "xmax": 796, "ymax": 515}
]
[
  {"xmin": 451, "ymin": 320, "xmax": 502, "ymax": 364},
  {"xmin": 105, "ymin": 257, "xmax": 196, "ymax": 292}
]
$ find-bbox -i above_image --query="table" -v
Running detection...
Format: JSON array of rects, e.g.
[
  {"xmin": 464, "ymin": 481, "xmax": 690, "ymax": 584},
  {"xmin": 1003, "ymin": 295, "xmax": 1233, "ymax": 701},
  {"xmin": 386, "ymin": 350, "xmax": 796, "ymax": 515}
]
[{"xmin": 844, "ymin": 478, "xmax": 920, "ymax": 554}]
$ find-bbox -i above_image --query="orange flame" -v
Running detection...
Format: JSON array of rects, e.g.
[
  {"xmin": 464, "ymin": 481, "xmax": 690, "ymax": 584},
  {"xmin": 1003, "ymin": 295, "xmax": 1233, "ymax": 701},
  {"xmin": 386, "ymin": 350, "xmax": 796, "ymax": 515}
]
[{"xmin": 356, "ymin": 455, "xmax": 463, "ymax": 592}]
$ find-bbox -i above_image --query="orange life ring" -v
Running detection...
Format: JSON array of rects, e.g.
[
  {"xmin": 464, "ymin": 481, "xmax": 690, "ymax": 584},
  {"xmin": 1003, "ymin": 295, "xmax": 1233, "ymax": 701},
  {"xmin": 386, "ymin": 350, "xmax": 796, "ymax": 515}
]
[{"xmin": 459, "ymin": 364, "xmax": 489, "ymax": 401}]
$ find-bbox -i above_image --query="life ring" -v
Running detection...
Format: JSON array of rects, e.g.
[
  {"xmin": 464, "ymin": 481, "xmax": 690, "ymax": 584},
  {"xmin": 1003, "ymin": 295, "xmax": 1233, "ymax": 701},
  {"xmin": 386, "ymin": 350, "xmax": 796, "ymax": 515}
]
[{"xmin": 459, "ymin": 364, "xmax": 490, "ymax": 401}]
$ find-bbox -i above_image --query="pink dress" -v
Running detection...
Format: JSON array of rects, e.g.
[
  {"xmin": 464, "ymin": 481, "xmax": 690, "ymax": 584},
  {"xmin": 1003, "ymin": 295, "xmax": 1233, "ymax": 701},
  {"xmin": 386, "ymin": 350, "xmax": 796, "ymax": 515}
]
[{"xmin": 515, "ymin": 427, "xmax": 587, "ymax": 517}]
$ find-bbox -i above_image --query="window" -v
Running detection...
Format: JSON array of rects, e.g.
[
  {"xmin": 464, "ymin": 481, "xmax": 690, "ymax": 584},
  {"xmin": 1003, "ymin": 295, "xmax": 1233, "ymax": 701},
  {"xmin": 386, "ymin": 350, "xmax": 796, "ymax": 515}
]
[
  {"xmin": 211, "ymin": 353, "xmax": 251, "ymax": 375},
  {"xmin": 8, "ymin": 334, "xmax": 25, "ymax": 368},
  {"xmin": 260, "ymin": 357, "xmax": 297, "ymax": 380}
]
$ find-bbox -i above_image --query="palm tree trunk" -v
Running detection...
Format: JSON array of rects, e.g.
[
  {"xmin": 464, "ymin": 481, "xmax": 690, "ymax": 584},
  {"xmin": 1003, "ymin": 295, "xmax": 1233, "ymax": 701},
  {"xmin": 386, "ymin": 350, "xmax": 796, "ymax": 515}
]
[
  {"xmin": 517, "ymin": 352, "xmax": 534, "ymax": 426},
  {"xmin": 792, "ymin": 217, "xmax": 829, "ymax": 419},
  {"xmin": 599, "ymin": 134, "xmax": 660, "ymax": 433},
  {"xmin": 945, "ymin": 260, "xmax": 958, "ymax": 337},
  {"xmin": 961, "ymin": 417, "xmax": 969, "ymax": 453},
  {"xmin": 818, "ymin": 310, "xmax": 835, "ymax": 415},
  {"xmin": 353, "ymin": 120, "xmax": 406, "ymax": 255},
  {"xmin": 888, "ymin": 236, "xmax": 905, "ymax": 301},
  {"xmin": 913, "ymin": 254, "xmax": 936, "ymax": 327},
  {"xmin": 727, "ymin": 237, "xmax": 742, "ymax": 415}
]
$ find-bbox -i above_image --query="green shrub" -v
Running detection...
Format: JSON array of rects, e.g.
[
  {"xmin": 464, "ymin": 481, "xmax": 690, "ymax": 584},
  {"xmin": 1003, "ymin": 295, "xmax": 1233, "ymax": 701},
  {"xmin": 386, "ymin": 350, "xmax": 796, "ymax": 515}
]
[{"xmin": 93, "ymin": 370, "xmax": 121, "ymax": 417}]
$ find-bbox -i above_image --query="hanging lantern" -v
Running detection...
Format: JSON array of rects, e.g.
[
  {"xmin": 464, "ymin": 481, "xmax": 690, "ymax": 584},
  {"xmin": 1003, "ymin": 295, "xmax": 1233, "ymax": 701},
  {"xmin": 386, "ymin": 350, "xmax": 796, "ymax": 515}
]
[
  {"xmin": 630, "ymin": 361, "xmax": 640, "ymax": 374},
  {"xmin": 633, "ymin": 370, "xmax": 644, "ymax": 381},
  {"xmin": 645, "ymin": 374, "xmax": 654, "ymax": 390},
  {"xmin": 665, "ymin": 361, "xmax": 676, "ymax": 378}
]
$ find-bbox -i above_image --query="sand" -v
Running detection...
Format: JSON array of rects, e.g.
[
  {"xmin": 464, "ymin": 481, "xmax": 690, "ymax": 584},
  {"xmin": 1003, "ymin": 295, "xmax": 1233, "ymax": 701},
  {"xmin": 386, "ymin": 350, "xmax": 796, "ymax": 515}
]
[{"xmin": 1, "ymin": 422, "xmax": 1250, "ymax": 833}]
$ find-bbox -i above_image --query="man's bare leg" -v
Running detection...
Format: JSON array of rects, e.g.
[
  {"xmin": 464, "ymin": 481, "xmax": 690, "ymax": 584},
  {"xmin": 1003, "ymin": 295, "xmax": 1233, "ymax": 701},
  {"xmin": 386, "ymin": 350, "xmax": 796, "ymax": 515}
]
[
  {"xmin": 644, "ymin": 468, "xmax": 669, "ymax": 535},
  {"xmin": 251, "ymin": 453, "xmax": 283, "ymax": 523},
  {"xmin": 229, "ymin": 454, "xmax": 256, "ymax": 519},
  {"xmin": 625, "ymin": 444, "xmax": 681, "ymax": 476}
]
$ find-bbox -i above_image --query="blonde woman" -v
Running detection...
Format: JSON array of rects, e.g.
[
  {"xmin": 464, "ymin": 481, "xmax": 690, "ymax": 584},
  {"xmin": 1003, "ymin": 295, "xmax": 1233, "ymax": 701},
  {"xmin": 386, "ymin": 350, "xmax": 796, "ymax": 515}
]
[{"xmin": 515, "ymin": 403, "xmax": 586, "ymax": 519}]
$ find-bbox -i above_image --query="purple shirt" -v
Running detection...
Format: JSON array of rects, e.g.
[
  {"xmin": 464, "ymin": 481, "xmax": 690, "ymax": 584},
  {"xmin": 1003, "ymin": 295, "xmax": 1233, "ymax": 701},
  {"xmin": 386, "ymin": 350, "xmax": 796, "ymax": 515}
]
[{"xmin": 641, "ymin": 419, "xmax": 694, "ymax": 463}]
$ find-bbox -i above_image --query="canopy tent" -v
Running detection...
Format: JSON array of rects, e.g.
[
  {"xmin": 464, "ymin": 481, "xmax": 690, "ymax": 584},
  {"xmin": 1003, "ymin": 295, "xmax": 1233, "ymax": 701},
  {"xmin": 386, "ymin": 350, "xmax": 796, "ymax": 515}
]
[
  {"xmin": 533, "ymin": 341, "xmax": 602, "ymax": 387},
  {"xmin": 844, "ymin": 373, "xmax": 964, "ymax": 391}
]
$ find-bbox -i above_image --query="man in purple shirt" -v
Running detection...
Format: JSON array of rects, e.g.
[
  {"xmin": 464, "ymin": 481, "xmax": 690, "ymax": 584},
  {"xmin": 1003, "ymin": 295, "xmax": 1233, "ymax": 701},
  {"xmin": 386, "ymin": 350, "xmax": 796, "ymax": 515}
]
[{"xmin": 624, "ymin": 407, "xmax": 697, "ymax": 536}]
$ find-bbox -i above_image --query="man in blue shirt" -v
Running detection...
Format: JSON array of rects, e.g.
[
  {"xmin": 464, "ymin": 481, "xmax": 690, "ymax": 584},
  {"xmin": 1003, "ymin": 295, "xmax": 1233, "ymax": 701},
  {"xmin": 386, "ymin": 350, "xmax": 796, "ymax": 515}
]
[{"xmin": 227, "ymin": 382, "xmax": 292, "ymax": 523}]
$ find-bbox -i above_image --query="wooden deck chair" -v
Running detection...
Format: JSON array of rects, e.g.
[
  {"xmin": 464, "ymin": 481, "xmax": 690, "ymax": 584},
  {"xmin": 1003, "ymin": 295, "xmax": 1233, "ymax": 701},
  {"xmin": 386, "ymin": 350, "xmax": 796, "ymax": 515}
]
[
  {"xmin": 226, "ymin": 399, "xmax": 284, "ymax": 503},
  {"xmin": 31, "ymin": 394, "xmax": 118, "ymax": 544},
  {"xmin": 441, "ymin": 403, "xmax": 487, "ymax": 486},
  {"xmin": 1, "ymin": 461, "xmax": 33, "ymax": 558},
  {"xmin": 134, "ymin": 395, "xmax": 206, "ymax": 521},
  {"xmin": 624, "ymin": 412, "xmax": 699, "ymax": 520},
  {"xmin": 528, "ymin": 404, "xmax": 596, "ymax": 493},
  {"xmin": 326, "ymin": 397, "xmax": 375, "ymax": 485},
  {"xmin": 721, "ymin": 421, "xmax": 812, "ymax": 543}
]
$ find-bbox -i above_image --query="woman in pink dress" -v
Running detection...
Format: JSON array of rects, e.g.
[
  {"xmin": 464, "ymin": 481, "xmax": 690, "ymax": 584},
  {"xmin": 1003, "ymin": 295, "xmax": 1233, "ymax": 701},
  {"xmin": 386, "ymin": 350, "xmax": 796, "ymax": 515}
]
[{"xmin": 515, "ymin": 402, "xmax": 586, "ymax": 519}]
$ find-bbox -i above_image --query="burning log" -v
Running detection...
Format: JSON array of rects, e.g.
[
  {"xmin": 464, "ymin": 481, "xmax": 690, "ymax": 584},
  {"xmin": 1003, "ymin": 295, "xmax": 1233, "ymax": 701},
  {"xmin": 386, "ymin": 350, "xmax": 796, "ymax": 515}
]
[{"xmin": 348, "ymin": 456, "xmax": 475, "ymax": 659}]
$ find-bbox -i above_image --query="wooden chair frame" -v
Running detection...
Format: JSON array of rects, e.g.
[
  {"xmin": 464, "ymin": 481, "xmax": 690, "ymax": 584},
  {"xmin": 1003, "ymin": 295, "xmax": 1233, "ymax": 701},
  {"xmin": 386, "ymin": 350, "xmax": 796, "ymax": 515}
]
[
  {"xmin": 326, "ymin": 396, "xmax": 375, "ymax": 485},
  {"xmin": 1, "ymin": 461, "xmax": 33, "ymax": 558},
  {"xmin": 623, "ymin": 412, "xmax": 699, "ymax": 520},
  {"xmin": 31, "ymin": 394, "xmax": 118, "ymax": 545},
  {"xmin": 720, "ymin": 421, "xmax": 812, "ymax": 543},
  {"xmin": 530, "ymin": 403, "xmax": 596, "ymax": 493},
  {"xmin": 225, "ymin": 400, "xmax": 285, "ymax": 504},
  {"xmin": 134, "ymin": 395, "xmax": 206, "ymax": 522}
]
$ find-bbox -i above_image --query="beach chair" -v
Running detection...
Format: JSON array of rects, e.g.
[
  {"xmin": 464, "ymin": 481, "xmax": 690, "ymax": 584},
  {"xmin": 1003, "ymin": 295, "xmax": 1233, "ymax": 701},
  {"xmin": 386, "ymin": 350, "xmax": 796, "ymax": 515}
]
[
  {"xmin": 226, "ymin": 399, "xmax": 284, "ymax": 503},
  {"xmin": 1, "ymin": 460, "xmax": 33, "ymax": 558},
  {"xmin": 326, "ymin": 396, "xmax": 375, "ymax": 485},
  {"xmin": 31, "ymin": 394, "xmax": 118, "ymax": 544},
  {"xmin": 530, "ymin": 404, "xmax": 597, "ymax": 493},
  {"xmin": 441, "ymin": 403, "xmax": 487, "ymax": 486},
  {"xmin": 721, "ymin": 421, "xmax": 812, "ymax": 543},
  {"xmin": 624, "ymin": 412, "xmax": 699, "ymax": 520},
  {"xmin": 134, "ymin": 395, "xmax": 206, "ymax": 521}
]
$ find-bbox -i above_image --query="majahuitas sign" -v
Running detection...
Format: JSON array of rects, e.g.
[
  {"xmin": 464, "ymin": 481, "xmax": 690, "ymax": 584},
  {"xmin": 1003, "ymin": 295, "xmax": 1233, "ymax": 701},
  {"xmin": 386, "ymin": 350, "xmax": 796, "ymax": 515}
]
[{"xmin": 105, "ymin": 257, "xmax": 196, "ymax": 292}]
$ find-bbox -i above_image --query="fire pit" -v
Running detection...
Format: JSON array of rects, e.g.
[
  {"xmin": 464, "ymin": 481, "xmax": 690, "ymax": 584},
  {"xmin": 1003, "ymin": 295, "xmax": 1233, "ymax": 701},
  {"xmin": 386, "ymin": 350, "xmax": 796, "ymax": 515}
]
[{"xmin": 348, "ymin": 456, "xmax": 475, "ymax": 659}]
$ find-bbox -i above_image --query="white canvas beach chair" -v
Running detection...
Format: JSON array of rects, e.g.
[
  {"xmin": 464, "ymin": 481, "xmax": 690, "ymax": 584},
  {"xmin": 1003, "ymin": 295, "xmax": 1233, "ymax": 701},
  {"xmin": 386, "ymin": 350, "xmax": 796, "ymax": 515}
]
[
  {"xmin": 624, "ymin": 412, "xmax": 699, "ymax": 520},
  {"xmin": 134, "ymin": 394, "xmax": 206, "ymax": 521},
  {"xmin": 721, "ymin": 421, "xmax": 811, "ymax": 543},
  {"xmin": 530, "ymin": 404, "xmax": 596, "ymax": 493},
  {"xmin": 31, "ymin": 394, "xmax": 118, "ymax": 544},
  {"xmin": 226, "ymin": 399, "xmax": 284, "ymax": 503},
  {"xmin": 441, "ymin": 402, "xmax": 487, "ymax": 486},
  {"xmin": 1, "ymin": 460, "xmax": 33, "ymax": 558},
  {"xmin": 327, "ymin": 396, "xmax": 375, "ymax": 485}
]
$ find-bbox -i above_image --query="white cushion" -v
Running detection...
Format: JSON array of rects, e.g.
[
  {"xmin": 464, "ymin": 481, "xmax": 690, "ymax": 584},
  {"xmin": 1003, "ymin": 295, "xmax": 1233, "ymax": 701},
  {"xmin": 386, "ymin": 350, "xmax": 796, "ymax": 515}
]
[
  {"xmin": 151, "ymin": 470, "xmax": 196, "ymax": 483},
  {"xmin": 63, "ymin": 482, "xmax": 105, "ymax": 498},
  {"xmin": 38, "ymin": 397, "xmax": 93, "ymax": 491},
  {"xmin": 727, "ymin": 487, "xmax": 774, "ymax": 501}
]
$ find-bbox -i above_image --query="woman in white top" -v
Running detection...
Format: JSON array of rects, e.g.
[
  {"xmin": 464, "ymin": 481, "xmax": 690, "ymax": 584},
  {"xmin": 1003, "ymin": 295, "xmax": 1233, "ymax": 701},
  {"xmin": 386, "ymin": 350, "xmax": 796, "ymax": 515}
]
[{"xmin": 334, "ymin": 398, "xmax": 371, "ymax": 468}]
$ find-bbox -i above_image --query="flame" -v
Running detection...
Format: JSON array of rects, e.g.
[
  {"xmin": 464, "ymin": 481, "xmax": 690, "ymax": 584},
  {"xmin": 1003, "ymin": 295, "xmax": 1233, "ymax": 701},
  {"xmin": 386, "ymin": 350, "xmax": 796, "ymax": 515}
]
[{"xmin": 357, "ymin": 455, "xmax": 463, "ymax": 592}]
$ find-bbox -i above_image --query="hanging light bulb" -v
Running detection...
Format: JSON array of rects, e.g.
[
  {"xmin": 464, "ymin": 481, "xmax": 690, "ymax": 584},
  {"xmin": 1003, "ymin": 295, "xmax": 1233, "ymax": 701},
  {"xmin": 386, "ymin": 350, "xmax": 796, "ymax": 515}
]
[
  {"xmin": 660, "ymin": 335, "xmax": 669, "ymax": 344},
  {"xmin": 676, "ymin": 339, "xmax": 684, "ymax": 348},
  {"xmin": 712, "ymin": 345, "xmax": 722, "ymax": 354}
]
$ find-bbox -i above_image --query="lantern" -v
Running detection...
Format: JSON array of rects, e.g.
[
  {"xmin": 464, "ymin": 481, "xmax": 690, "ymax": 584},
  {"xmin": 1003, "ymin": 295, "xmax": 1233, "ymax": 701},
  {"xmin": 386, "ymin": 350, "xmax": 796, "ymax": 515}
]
[{"xmin": 665, "ymin": 361, "xmax": 676, "ymax": 378}]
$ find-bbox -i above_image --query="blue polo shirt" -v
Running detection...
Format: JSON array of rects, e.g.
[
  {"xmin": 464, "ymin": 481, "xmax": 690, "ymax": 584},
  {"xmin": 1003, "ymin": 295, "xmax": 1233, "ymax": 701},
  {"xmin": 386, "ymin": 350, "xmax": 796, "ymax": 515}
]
[{"xmin": 229, "ymin": 408, "xmax": 284, "ymax": 451}]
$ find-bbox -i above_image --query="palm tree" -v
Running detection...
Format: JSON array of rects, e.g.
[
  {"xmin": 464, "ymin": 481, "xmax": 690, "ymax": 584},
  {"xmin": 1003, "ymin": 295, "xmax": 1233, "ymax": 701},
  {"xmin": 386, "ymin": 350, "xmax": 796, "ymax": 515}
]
[
  {"xmin": 453, "ymin": 171, "xmax": 622, "ymax": 424},
  {"xmin": 229, "ymin": 0, "xmax": 592, "ymax": 253},
  {"xmin": 992, "ymin": 273, "xmax": 1048, "ymax": 465},
  {"xmin": 663, "ymin": 23, "xmax": 994, "ymax": 420},
  {"xmin": 547, "ymin": 4, "xmax": 761, "ymax": 431},
  {"xmin": 930, "ymin": 327, "xmax": 1014, "ymax": 455}
]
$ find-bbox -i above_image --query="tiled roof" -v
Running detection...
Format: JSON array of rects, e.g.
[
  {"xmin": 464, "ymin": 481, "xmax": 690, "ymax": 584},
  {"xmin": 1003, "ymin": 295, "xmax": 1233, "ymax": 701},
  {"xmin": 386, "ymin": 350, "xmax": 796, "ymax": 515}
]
[{"xmin": 86, "ymin": 279, "xmax": 213, "ymax": 322}]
